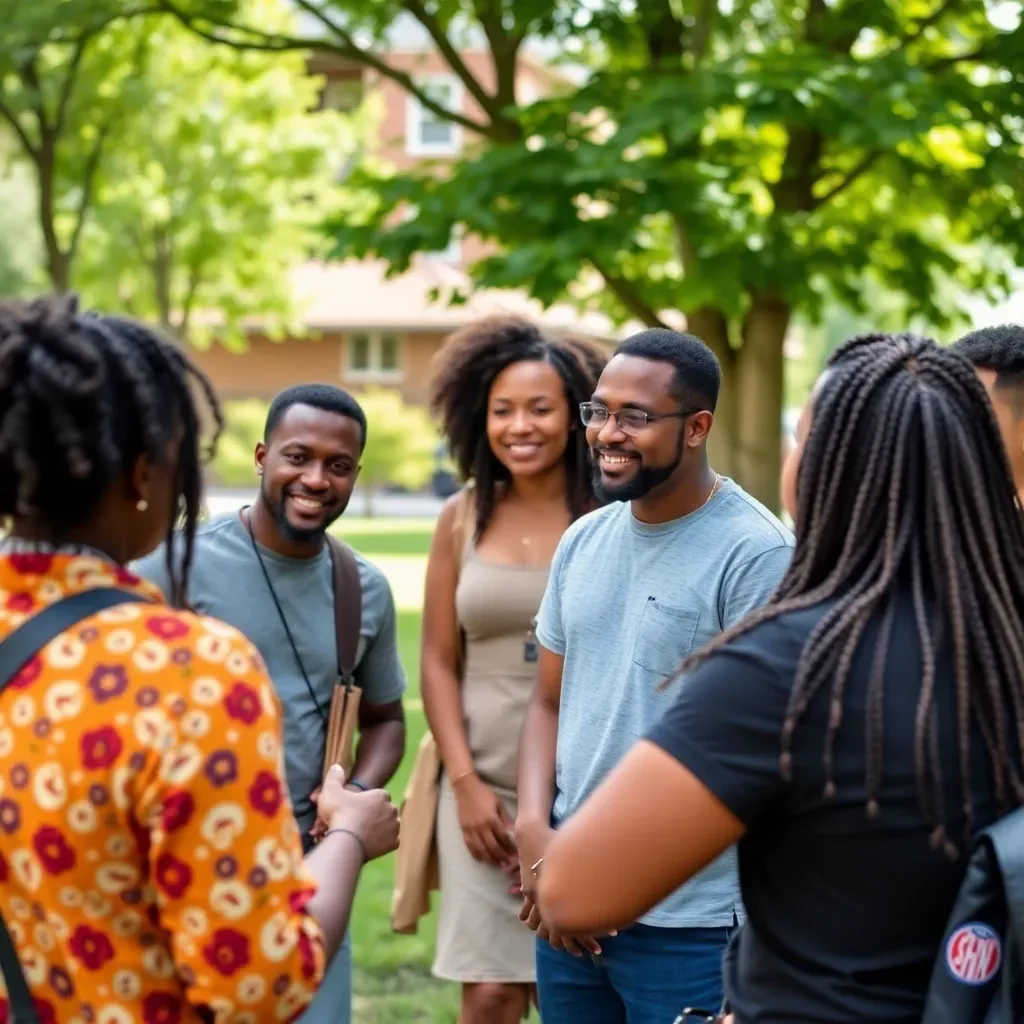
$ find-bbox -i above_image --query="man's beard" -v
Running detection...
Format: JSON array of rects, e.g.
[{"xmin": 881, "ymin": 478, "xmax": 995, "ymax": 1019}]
[
  {"xmin": 261, "ymin": 478, "xmax": 346, "ymax": 545},
  {"xmin": 590, "ymin": 432, "xmax": 685, "ymax": 504}
]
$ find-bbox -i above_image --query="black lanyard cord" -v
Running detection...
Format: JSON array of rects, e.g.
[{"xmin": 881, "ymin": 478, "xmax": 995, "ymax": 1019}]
[{"xmin": 242, "ymin": 510, "xmax": 328, "ymax": 728}]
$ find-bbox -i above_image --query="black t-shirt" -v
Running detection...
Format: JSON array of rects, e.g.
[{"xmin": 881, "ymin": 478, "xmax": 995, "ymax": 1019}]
[{"xmin": 647, "ymin": 596, "xmax": 1010, "ymax": 1024}]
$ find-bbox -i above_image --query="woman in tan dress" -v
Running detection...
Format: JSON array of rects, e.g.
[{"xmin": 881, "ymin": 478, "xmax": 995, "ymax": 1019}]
[{"xmin": 421, "ymin": 317, "xmax": 606, "ymax": 1023}]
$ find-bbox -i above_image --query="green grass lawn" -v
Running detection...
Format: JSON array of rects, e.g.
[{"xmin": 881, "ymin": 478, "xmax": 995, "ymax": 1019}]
[{"xmin": 333, "ymin": 519, "xmax": 464, "ymax": 1022}]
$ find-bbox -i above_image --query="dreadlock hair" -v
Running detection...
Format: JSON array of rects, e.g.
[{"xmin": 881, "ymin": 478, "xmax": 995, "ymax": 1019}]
[
  {"xmin": 678, "ymin": 331, "xmax": 1024, "ymax": 858},
  {"xmin": 429, "ymin": 316, "xmax": 608, "ymax": 539},
  {"xmin": 0, "ymin": 294, "xmax": 222, "ymax": 607}
]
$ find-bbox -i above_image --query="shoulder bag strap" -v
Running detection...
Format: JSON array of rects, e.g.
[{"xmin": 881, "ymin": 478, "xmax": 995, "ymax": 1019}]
[
  {"xmin": 450, "ymin": 487, "xmax": 475, "ymax": 681},
  {"xmin": 0, "ymin": 586, "xmax": 149, "ymax": 1024},
  {"xmin": 326, "ymin": 536, "xmax": 362, "ymax": 686}
]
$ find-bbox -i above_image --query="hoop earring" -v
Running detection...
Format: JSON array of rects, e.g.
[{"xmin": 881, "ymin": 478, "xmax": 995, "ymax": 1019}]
[{"xmin": 136, "ymin": 499, "xmax": 149, "ymax": 512}]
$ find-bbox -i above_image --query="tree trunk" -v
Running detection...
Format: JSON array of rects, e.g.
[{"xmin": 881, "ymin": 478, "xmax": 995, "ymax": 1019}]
[
  {"xmin": 683, "ymin": 300, "xmax": 790, "ymax": 510},
  {"xmin": 36, "ymin": 134, "xmax": 70, "ymax": 290},
  {"xmin": 732, "ymin": 293, "xmax": 792, "ymax": 512},
  {"xmin": 45, "ymin": 249, "xmax": 71, "ymax": 295},
  {"xmin": 686, "ymin": 306, "xmax": 736, "ymax": 480}
]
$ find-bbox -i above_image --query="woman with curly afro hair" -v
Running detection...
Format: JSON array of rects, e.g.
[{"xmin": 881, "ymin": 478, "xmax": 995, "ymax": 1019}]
[{"xmin": 420, "ymin": 315, "xmax": 607, "ymax": 1022}]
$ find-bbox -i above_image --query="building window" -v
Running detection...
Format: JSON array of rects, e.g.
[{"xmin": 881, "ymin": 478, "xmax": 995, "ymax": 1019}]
[
  {"xmin": 406, "ymin": 76, "xmax": 462, "ymax": 156},
  {"xmin": 321, "ymin": 77, "xmax": 364, "ymax": 112},
  {"xmin": 405, "ymin": 204, "xmax": 462, "ymax": 263},
  {"xmin": 347, "ymin": 332, "xmax": 402, "ymax": 379},
  {"xmin": 424, "ymin": 232, "xmax": 462, "ymax": 263}
]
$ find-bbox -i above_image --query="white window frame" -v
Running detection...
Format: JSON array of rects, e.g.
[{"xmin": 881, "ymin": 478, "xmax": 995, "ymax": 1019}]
[
  {"xmin": 346, "ymin": 332, "xmax": 403, "ymax": 382},
  {"xmin": 406, "ymin": 75, "xmax": 463, "ymax": 157},
  {"xmin": 423, "ymin": 231, "xmax": 462, "ymax": 263},
  {"xmin": 405, "ymin": 203, "xmax": 462, "ymax": 263}
]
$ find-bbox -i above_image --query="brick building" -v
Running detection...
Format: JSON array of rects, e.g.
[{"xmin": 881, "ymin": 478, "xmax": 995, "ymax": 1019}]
[{"xmin": 191, "ymin": 18, "xmax": 619, "ymax": 405}]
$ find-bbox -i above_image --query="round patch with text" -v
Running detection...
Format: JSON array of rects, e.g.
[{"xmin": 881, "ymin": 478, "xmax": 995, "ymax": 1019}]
[{"xmin": 945, "ymin": 923, "xmax": 1002, "ymax": 985}]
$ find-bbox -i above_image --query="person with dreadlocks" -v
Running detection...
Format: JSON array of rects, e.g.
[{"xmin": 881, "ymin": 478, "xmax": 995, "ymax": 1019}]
[
  {"xmin": 419, "ymin": 316, "xmax": 606, "ymax": 1023},
  {"xmin": 0, "ymin": 295, "xmax": 399, "ymax": 1024},
  {"xmin": 516, "ymin": 328, "xmax": 793, "ymax": 1024},
  {"xmin": 536, "ymin": 331, "xmax": 1024, "ymax": 1024},
  {"xmin": 951, "ymin": 323, "xmax": 1024, "ymax": 502}
]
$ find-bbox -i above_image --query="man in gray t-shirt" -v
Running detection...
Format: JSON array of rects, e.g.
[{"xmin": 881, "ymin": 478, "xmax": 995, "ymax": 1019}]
[
  {"xmin": 134, "ymin": 384, "xmax": 406, "ymax": 1024},
  {"xmin": 517, "ymin": 329, "xmax": 792, "ymax": 1023}
]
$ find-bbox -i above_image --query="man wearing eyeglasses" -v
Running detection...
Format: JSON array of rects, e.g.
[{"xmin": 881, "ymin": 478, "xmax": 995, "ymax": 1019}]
[{"xmin": 516, "ymin": 328, "xmax": 793, "ymax": 1023}]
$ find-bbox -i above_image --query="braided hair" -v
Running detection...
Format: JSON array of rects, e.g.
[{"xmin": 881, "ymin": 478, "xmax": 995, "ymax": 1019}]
[
  {"xmin": 0, "ymin": 294, "xmax": 222, "ymax": 606},
  {"xmin": 680, "ymin": 331, "xmax": 1024, "ymax": 856},
  {"xmin": 430, "ymin": 316, "xmax": 608, "ymax": 539}
]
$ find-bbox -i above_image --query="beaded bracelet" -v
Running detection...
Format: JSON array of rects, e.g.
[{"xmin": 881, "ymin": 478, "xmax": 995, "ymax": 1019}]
[{"xmin": 324, "ymin": 827, "xmax": 368, "ymax": 863}]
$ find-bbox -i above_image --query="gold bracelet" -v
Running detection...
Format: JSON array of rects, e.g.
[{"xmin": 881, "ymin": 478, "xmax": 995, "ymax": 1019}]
[
  {"xmin": 531, "ymin": 857, "xmax": 544, "ymax": 875},
  {"xmin": 450, "ymin": 770, "xmax": 475, "ymax": 787}
]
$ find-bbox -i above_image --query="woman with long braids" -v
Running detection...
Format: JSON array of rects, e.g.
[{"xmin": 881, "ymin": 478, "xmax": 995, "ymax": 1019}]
[
  {"xmin": 534, "ymin": 331, "xmax": 1024, "ymax": 1023},
  {"xmin": 0, "ymin": 296, "xmax": 397, "ymax": 1024},
  {"xmin": 420, "ymin": 316, "xmax": 606, "ymax": 1023}
]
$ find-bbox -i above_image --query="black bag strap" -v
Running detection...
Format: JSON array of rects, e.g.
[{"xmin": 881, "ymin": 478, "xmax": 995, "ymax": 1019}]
[
  {"xmin": 326, "ymin": 535, "xmax": 362, "ymax": 686},
  {"xmin": 921, "ymin": 806, "xmax": 1024, "ymax": 1024},
  {"xmin": 0, "ymin": 586, "xmax": 149, "ymax": 1024}
]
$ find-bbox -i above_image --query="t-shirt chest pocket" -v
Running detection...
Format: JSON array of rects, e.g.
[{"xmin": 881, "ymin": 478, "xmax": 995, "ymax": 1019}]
[{"xmin": 632, "ymin": 598, "xmax": 701, "ymax": 680}]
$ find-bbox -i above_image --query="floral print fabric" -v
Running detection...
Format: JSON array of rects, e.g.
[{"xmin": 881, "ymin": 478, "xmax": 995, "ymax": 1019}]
[{"xmin": 0, "ymin": 552, "xmax": 326, "ymax": 1024}]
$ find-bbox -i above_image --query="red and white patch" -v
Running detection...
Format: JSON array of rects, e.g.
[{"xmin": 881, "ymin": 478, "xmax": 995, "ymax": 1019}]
[{"xmin": 945, "ymin": 923, "xmax": 1002, "ymax": 985}]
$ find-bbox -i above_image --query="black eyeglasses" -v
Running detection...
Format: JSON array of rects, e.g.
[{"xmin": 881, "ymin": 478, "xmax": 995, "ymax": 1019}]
[{"xmin": 579, "ymin": 402, "xmax": 700, "ymax": 436}]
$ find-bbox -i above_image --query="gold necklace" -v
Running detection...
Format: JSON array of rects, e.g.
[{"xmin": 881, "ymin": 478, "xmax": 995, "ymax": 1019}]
[{"xmin": 700, "ymin": 473, "xmax": 722, "ymax": 510}]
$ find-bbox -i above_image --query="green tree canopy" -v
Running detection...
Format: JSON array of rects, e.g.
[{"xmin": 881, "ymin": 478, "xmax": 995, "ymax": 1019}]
[
  {"xmin": 354, "ymin": 388, "xmax": 437, "ymax": 515},
  {"xmin": 0, "ymin": 0, "xmax": 151, "ymax": 292},
  {"xmin": 0, "ymin": 0, "xmax": 351, "ymax": 346},
  {"xmin": 161, "ymin": 0, "xmax": 1024, "ymax": 507},
  {"xmin": 74, "ymin": 14, "xmax": 352, "ymax": 346}
]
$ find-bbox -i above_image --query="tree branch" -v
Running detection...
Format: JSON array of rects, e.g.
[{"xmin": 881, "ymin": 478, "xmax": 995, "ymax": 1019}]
[
  {"xmin": 690, "ymin": 0, "xmax": 718, "ymax": 64},
  {"xmin": 0, "ymin": 97, "xmax": 39, "ymax": 161},
  {"xmin": 67, "ymin": 33, "xmax": 150, "ymax": 268},
  {"xmin": 403, "ymin": 0, "xmax": 503, "ymax": 120},
  {"xmin": 587, "ymin": 256, "xmax": 668, "ymax": 328},
  {"xmin": 772, "ymin": 124, "xmax": 825, "ymax": 212},
  {"xmin": 640, "ymin": 0, "xmax": 685, "ymax": 65},
  {"xmin": 805, "ymin": 0, "xmax": 859, "ymax": 53},
  {"xmin": 670, "ymin": 212, "xmax": 698, "ymax": 275},
  {"xmin": 812, "ymin": 149, "xmax": 881, "ymax": 208},
  {"xmin": 12, "ymin": 5, "xmax": 161, "ymax": 49},
  {"xmin": 472, "ymin": 0, "xmax": 523, "ymax": 110},
  {"xmin": 66, "ymin": 119, "xmax": 114, "ymax": 268},
  {"xmin": 177, "ymin": 255, "xmax": 206, "ymax": 340},
  {"xmin": 20, "ymin": 54, "xmax": 52, "ymax": 137},
  {"xmin": 53, "ymin": 36, "xmax": 91, "ymax": 139},
  {"xmin": 159, "ymin": 0, "xmax": 495, "ymax": 136}
]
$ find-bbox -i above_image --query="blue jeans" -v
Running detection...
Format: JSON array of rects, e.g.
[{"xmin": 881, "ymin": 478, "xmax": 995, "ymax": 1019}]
[{"xmin": 535, "ymin": 922, "xmax": 731, "ymax": 1024}]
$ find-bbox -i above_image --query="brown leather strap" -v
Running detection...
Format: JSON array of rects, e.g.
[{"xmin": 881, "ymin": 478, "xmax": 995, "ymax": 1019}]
[{"xmin": 327, "ymin": 535, "xmax": 362, "ymax": 683}]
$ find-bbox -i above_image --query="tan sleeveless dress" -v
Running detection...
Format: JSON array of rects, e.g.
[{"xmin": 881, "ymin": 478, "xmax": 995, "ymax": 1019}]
[{"xmin": 432, "ymin": 537, "xmax": 549, "ymax": 984}]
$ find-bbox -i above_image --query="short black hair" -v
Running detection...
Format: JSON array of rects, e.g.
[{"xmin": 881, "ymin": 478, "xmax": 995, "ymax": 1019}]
[
  {"xmin": 0, "ymin": 294, "xmax": 222, "ymax": 606},
  {"xmin": 264, "ymin": 384, "xmax": 368, "ymax": 451},
  {"xmin": 952, "ymin": 325, "xmax": 1024, "ymax": 391},
  {"xmin": 614, "ymin": 328, "xmax": 721, "ymax": 412}
]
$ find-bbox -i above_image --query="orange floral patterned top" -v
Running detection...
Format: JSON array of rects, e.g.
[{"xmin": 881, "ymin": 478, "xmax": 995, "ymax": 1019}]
[{"xmin": 0, "ymin": 549, "xmax": 326, "ymax": 1024}]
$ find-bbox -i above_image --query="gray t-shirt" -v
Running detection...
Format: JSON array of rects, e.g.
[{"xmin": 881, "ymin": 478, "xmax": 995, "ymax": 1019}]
[
  {"xmin": 535, "ymin": 478, "xmax": 793, "ymax": 928},
  {"xmin": 132, "ymin": 511, "xmax": 407, "ymax": 833}
]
